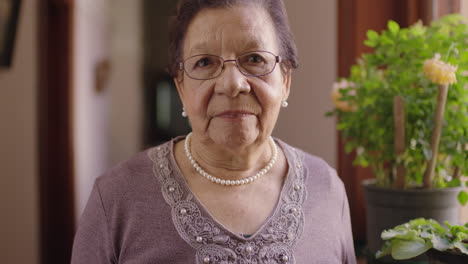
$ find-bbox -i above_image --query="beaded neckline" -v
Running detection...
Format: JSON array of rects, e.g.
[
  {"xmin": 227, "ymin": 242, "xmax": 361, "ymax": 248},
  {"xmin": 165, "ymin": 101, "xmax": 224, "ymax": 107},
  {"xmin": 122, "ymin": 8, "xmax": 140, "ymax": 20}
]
[{"xmin": 148, "ymin": 135, "xmax": 307, "ymax": 263}]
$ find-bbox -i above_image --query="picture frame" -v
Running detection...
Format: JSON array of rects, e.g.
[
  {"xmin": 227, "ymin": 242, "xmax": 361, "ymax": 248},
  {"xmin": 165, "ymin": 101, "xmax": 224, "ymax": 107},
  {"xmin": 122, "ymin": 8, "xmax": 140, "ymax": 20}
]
[{"xmin": 0, "ymin": 0, "xmax": 21, "ymax": 68}]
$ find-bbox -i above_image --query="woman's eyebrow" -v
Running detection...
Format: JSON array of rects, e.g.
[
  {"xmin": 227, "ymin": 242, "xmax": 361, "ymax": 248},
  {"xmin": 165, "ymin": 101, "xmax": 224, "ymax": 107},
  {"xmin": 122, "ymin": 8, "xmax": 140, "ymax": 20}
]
[
  {"xmin": 188, "ymin": 38, "xmax": 266, "ymax": 57},
  {"xmin": 189, "ymin": 42, "xmax": 210, "ymax": 56}
]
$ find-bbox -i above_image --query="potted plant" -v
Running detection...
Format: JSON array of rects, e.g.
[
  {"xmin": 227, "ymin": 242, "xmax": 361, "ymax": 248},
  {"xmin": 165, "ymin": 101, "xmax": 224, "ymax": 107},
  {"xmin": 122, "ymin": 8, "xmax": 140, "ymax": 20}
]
[
  {"xmin": 376, "ymin": 218, "xmax": 468, "ymax": 264},
  {"xmin": 327, "ymin": 14, "xmax": 468, "ymax": 260}
]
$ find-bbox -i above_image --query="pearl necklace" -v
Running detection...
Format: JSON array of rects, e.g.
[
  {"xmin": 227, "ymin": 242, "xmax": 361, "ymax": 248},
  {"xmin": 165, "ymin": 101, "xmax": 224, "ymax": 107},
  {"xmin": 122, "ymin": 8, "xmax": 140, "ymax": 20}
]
[{"xmin": 184, "ymin": 133, "xmax": 278, "ymax": 186}]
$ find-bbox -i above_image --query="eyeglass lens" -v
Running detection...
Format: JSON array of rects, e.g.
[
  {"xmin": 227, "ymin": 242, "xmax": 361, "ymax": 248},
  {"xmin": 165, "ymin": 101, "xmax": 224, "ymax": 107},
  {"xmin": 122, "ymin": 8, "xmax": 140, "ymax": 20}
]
[{"xmin": 183, "ymin": 51, "xmax": 277, "ymax": 80}]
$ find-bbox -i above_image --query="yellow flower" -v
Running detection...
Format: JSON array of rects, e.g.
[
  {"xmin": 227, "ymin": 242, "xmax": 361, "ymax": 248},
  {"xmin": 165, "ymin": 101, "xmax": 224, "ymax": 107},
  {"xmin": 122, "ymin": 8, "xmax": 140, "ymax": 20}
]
[
  {"xmin": 423, "ymin": 53, "xmax": 457, "ymax": 85},
  {"xmin": 331, "ymin": 80, "xmax": 356, "ymax": 112}
]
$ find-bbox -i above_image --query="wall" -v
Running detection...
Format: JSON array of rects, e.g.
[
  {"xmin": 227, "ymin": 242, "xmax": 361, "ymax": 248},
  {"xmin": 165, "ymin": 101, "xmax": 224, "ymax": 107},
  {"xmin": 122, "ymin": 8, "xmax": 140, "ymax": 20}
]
[
  {"xmin": 73, "ymin": 0, "xmax": 112, "ymax": 219},
  {"xmin": 276, "ymin": 1, "xmax": 337, "ymax": 167},
  {"xmin": 0, "ymin": 0, "xmax": 39, "ymax": 263},
  {"xmin": 73, "ymin": 0, "xmax": 143, "ymax": 219},
  {"xmin": 108, "ymin": 0, "xmax": 143, "ymax": 166}
]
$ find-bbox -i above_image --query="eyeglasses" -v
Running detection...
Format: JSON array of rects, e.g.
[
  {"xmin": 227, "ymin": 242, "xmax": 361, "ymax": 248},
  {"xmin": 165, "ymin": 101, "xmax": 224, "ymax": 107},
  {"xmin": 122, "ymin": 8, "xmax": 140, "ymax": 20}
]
[{"xmin": 179, "ymin": 50, "xmax": 281, "ymax": 80}]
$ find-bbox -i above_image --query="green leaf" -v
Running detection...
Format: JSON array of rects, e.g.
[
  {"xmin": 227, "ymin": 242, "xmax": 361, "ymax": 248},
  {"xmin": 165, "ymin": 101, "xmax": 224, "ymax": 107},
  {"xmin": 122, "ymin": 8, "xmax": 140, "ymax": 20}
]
[
  {"xmin": 388, "ymin": 20, "xmax": 400, "ymax": 35},
  {"xmin": 364, "ymin": 39, "xmax": 377, "ymax": 48},
  {"xmin": 446, "ymin": 178, "xmax": 462, "ymax": 187},
  {"xmin": 453, "ymin": 242, "xmax": 468, "ymax": 255},
  {"xmin": 423, "ymin": 148, "xmax": 432, "ymax": 161},
  {"xmin": 431, "ymin": 235, "xmax": 452, "ymax": 251},
  {"xmin": 353, "ymin": 155, "xmax": 369, "ymax": 167},
  {"xmin": 367, "ymin": 30, "xmax": 379, "ymax": 40},
  {"xmin": 375, "ymin": 241, "xmax": 392, "ymax": 259},
  {"xmin": 345, "ymin": 142, "xmax": 355, "ymax": 153},
  {"xmin": 458, "ymin": 190, "xmax": 468, "ymax": 206},
  {"xmin": 382, "ymin": 229, "xmax": 419, "ymax": 241},
  {"xmin": 391, "ymin": 239, "xmax": 432, "ymax": 260}
]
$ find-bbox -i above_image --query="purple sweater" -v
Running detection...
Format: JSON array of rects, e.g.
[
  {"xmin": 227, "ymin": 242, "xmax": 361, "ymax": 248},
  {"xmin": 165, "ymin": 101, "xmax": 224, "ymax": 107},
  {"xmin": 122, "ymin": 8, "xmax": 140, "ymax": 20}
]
[{"xmin": 71, "ymin": 137, "xmax": 356, "ymax": 263}]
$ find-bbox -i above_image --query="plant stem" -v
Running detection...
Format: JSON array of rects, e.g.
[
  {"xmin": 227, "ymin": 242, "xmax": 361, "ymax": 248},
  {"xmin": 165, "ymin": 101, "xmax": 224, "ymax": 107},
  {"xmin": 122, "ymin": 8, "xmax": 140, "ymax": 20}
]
[
  {"xmin": 393, "ymin": 96, "xmax": 406, "ymax": 188},
  {"xmin": 453, "ymin": 166, "xmax": 461, "ymax": 179},
  {"xmin": 453, "ymin": 142, "xmax": 462, "ymax": 179},
  {"xmin": 423, "ymin": 84, "xmax": 449, "ymax": 188}
]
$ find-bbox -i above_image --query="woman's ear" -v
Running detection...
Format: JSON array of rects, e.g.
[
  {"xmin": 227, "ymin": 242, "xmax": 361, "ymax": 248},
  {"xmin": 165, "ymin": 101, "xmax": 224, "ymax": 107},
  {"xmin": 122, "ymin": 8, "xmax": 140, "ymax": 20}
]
[
  {"xmin": 282, "ymin": 68, "xmax": 292, "ymax": 99},
  {"xmin": 173, "ymin": 74, "xmax": 185, "ymax": 103}
]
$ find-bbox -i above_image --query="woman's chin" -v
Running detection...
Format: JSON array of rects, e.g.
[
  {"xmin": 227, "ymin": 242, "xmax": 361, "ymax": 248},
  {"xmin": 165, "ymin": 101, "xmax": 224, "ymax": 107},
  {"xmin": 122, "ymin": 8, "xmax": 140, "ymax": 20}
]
[{"xmin": 208, "ymin": 126, "xmax": 259, "ymax": 149}]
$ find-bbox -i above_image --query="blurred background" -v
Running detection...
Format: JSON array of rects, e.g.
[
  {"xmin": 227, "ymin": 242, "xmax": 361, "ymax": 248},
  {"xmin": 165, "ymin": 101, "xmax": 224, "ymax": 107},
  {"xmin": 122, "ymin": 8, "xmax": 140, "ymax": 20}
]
[{"xmin": 0, "ymin": 0, "xmax": 466, "ymax": 263}]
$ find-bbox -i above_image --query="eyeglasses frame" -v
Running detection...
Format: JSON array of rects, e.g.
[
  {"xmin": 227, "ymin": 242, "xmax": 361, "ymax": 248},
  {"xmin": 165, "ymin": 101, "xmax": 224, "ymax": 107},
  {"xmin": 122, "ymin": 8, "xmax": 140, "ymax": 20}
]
[{"xmin": 178, "ymin": 50, "xmax": 282, "ymax": 80}]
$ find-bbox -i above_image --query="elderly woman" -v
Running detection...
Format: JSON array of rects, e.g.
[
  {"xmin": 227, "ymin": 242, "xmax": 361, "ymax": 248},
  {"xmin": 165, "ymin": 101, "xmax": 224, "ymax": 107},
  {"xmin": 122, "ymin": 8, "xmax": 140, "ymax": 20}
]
[{"xmin": 71, "ymin": 0, "xmax": 356, "ymax": 263}]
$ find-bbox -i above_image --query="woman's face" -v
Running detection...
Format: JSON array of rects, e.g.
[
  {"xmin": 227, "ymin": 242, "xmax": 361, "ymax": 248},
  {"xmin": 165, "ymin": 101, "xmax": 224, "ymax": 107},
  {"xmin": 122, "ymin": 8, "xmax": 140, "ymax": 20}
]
[{"xmin": 175, "ymin": 5, "xmax": 291, "ymax": 148}]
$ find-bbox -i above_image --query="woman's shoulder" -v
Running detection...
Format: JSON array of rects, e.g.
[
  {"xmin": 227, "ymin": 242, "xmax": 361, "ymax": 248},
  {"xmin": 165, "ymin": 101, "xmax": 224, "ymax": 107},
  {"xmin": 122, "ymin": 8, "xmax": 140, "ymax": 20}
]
[
  {"xmin": 276, "ymin": 139, "xmax": 345, "ymax": 193},
  {"xmin": 94, "ymin": 140, "xmax": 172, "ymax": 198}
]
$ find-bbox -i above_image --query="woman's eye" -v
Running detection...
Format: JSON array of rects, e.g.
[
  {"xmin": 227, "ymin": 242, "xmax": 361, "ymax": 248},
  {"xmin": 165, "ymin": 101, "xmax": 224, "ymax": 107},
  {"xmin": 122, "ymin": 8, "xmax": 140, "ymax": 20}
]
[
  {"xmin": 247, "ymin": 54, "xmax": 265, "ymax": 63},
  {"xmin": 195, "ymin": 57, "xmax": 212, "ymax": 68}
]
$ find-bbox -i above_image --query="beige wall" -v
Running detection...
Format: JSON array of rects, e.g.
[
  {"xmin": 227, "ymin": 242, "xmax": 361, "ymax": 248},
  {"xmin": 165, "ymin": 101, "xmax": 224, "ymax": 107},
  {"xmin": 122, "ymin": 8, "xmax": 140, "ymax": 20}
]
[
  {"xmin": 462, "ymin": 1, "xmax": 468, "ymax": 21},
  {"xmin": 276, "ymin": 1, "xmax": 337, "ymax": 167},
  {"xmin": 108, "ymin": 0, "xmax": 143, "ymax": 166},
  {"xmin": 73, "ymin": 0, "xmax": 113, "ymax": 219},
  {"xmin": 73, "ymin": 0, "xmax": 143, "ymax": 219},
  {"xmin": 0, "ymin": 0, "xmax": 39, "ymax": 263}
]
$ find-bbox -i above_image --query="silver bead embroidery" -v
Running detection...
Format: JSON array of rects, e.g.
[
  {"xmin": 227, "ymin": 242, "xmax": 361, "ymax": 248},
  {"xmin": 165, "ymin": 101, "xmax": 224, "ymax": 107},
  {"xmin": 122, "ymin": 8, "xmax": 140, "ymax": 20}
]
[{"xmin": 246, "ymin": 246, "xmax": 253, "ymax": 253}]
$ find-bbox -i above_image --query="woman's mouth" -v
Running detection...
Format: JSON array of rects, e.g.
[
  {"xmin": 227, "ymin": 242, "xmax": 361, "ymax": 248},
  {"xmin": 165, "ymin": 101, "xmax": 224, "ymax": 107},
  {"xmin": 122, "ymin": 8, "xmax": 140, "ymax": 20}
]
[{"xmin": 215, "ymin": 110, "xmax": 255, "ymax": 120}]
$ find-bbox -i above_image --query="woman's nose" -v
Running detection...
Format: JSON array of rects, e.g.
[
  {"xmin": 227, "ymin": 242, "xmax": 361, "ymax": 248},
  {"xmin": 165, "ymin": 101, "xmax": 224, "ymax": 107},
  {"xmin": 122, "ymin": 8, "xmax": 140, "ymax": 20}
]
[{"xmin": 215, "ymin": 62, "xmax": 251, "ymax": 97}]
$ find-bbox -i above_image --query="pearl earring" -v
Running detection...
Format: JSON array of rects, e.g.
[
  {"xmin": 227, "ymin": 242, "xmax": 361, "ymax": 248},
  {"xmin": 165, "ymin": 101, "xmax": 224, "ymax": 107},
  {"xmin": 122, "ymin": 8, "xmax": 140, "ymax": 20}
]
[
  {"xmin": 281, "ymin": 100, "xmax": 289, "ymax": 108},
  {"xmin": 182, "ymin": 107, "xmax": 187, "ymax": 117}
]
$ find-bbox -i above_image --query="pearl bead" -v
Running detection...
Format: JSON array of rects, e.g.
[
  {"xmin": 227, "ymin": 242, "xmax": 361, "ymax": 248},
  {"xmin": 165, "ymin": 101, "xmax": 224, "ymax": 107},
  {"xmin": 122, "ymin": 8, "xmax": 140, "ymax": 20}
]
[
  {"xmin": 168, "ymin": 187, "xmax": 175, "ymax": 192},
  {"xmin": 203, "ymin": 257, "xmax": 210, "ymax": 263},
  {"xmin": 159, "ymin": 164, "xmax": 164, "ymax": 168},
  {"xmin": 180, "ymin": 208, "xmax": 187, "ymax": 215},
  {"xmin": 294, "ymin": 184, "xmax": 301, "ymax": 191},
  {"xmin": 291, "ymin": 208, "xmax": 297, "ymax": 213},
  {"xmin": 196, "ymin": 236, "xmax": 203, "ymax": 243},
  {"xmin": 246, "ymin": 246, "xmax": 253, "ymax": 253},
  {"xmin": 184, "ymin": 133, "xmax": 278, "ymax": 187},
  {"xmin": 280, "ymin": 254, "xmax": 289, "ymax": 262}
]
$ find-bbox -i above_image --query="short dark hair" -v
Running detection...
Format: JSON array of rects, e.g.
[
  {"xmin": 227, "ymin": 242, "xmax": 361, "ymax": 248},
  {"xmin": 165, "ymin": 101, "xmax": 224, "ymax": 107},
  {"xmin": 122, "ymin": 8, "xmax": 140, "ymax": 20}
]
[{"xmin": 167, "ymin": 0, "xmax": 299, "ymax": 78}]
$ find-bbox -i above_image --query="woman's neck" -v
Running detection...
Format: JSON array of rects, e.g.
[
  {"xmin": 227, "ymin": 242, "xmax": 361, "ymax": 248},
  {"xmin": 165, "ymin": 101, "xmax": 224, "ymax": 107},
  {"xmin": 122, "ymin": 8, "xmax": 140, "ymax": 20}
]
[{"xmin": 187, "ymin": 134, "xmax": 274, "ymax": 180}]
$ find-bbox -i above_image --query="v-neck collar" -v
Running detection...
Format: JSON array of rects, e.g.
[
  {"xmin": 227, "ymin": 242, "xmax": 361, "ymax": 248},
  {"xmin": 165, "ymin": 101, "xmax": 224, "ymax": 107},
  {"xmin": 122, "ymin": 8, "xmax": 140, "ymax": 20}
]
[
  {"xmin": 168, "ymin": 135, "xmax": 294, "ymax": 241},
  {"xmin": 148, "ymin": 135, "xmax": 307, "ymax": 263}
]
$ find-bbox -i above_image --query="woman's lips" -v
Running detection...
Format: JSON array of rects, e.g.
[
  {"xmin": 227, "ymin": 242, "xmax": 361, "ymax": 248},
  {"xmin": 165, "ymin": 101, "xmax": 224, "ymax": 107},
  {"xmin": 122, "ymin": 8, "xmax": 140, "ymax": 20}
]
[{"xmin": 215, "ymin": 110, "xmax": 255, "ymax": 120}]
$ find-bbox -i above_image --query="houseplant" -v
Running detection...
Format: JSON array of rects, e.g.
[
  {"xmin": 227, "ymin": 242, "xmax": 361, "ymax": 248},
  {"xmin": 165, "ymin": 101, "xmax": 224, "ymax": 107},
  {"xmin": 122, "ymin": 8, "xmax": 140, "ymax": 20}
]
[
  {"xmin": 376, "ymin": 218, "xmax": 468, "ymax": 263},
  {"xmin": 327, "ymin": 14, "xmax": 468, "ymax": 259}
]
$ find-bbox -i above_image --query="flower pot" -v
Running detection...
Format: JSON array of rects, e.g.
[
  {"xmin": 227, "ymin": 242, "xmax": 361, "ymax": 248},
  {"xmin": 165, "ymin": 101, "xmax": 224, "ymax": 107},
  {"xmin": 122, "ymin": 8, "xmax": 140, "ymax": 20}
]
[
  {"xmin": 426, "ymin": 249, "xmax": 468, "ymax": 264},
  {"xmin": 363, "ymin": 179, "xmax": 462, "ymax": 259}
]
